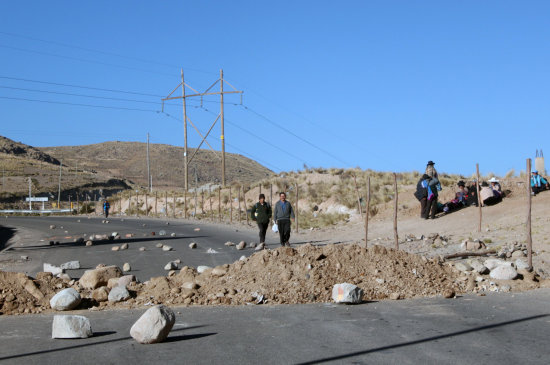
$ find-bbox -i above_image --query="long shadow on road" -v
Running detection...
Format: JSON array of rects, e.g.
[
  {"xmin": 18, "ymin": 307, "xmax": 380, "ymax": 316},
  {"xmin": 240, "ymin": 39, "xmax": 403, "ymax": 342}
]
[
  {"xmin": 296, "ymin": 314, "xmax": 549, "ymax": 365},
  {"xmin": 0, "ymin": 325, "xmax": 213, "ymax": 361},
  {"xmin": 0, "ymin": 225, "xmax": 15, "ymax": 251}
]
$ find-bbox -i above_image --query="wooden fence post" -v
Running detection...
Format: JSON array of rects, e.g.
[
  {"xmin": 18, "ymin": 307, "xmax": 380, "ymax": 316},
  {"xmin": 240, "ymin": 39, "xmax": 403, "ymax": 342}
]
[
  {"xmin": 476, "ymin": 163, "xmax": 482, "ymax": 232},
  {"xmin": 218, "ymin": 188, "xmax": 221, "ymax": 221},
  {"xmin": 393, "ymin": 173, "xmax": 399, "ymax": 250},
  {"xmin": 365, "ymin": 176, "xmax": 370, "ymax": 248},
  {"xmin": 155, "ymin": 192, "xmax": 158, "ymax": 216},
  {"xmin": 229, "ymin": 186, "xmax": 232, "ymax": 224},
  {"xmin": 164, "ymin": 191, "xmax": 168, "ymax": 217},
  {"xmin": 172, "ymin": 194, "xmax": 176, "ymax": 218},
  {"xmin": 209, "ymin": 186, "xmax": 213, "ymax": 220},
  {"xmin": 136, "ymin": 194, "xmax": 139, "ymax": 217},
  {"xmin": 353, "ymin": 175, "xmax": 363, "ymax": 220},
  {"xmin": 145, "ymin": 193, "xmax": 149, "ymax": 216},
  {"xmin": 238, "ymin": 187, "xmax": 242, "ymax": 222},
  {"xmin": 526, "ymin": 158, "xmax": 533, "ymax": 270},
  {"xmin": 244, "ymin": 186, "xmax": 249, "ymax": 225},
  {"xmin": 296, "ymin": 183, "xmax": 299, "ymax": 233}
]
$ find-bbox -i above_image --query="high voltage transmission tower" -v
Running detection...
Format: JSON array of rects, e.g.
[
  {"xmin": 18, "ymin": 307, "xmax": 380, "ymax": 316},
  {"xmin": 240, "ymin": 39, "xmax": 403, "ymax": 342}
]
[{"xmin": 162, "ymin": 69, "xmax": 243, "ymax": 191}]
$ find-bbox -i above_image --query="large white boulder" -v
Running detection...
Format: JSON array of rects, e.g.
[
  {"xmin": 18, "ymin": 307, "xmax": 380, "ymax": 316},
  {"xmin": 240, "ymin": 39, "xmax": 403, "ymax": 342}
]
[
  {"xmin": 60, "ymin": 261, "xmax": 81, "ymax": 270},
  {"xmin": 332, "ymin": 283, "xmax": 363, "ymax": 304},
  {"xmin": 484, "ymin": 258, "xmax": 512, "ymax": 271},
  {"xmin": 108, "ymin": 286, "xmax": 131, "ymax": 302},
  {"xmin": 130, "ymin": 305, "xmax": 175, "ymax": 344},
  {"xmin": 50, "ymin": 288, "xmax": 81, "ymax": 311},
  {"xmin": 490, "ymin": 265, "xmax": 518, "ymax": 280},
  {"xmin": 52, "ymin": 315, "xmax": 92, "ymax": 339}
]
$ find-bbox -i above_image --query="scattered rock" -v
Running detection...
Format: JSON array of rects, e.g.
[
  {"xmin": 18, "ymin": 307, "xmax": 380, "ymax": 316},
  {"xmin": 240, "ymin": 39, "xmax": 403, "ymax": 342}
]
[
  {"xmin": 49, "ymin": 225, "xmax": 56, "ymax": 229},
  {"xmin": 50, "ymin": 288, "xmax": 81, "ymax": 311},
  {"xmin": 162, "ymin": 245, "xmax": 173, "ymax": 251},
  {"xmin": 211, "ymin": 267, "xmax": 227, "ymax": 277},
  {"xmin": 159, "ymin": 230, "xmax": 166, "ymax": 236},
  {"xmin": 512, "ymin": 250, "xmax": 524, "ymax": 258},
  {"xmin": 249, "ymin": 242, "xmax": 257, "ymax": 248},
  {"xmin": 389, "ymin": 293, "xmax": 401, "ymax": 300},
  {"xmin": 182, "ymin": 282, "xmax": 199, "ymax": 290},
  {"xmin": 515, "ymin": 259, "xmax": 530, "ymax": 270},
  {"xmin": 442, "ymin": 289, "xmax": 455, "ymax": 298},
  {"xmin": 155, "ymin": 243, "xmax": 163, "ymax": 248},
  {"xmin": 130, "ymin": 305, "xmax": 175, "ymax": 344},
  {"xmin": 60, "ymin": 261, "xmax": 80, "ymax": 270},
  {"xmin": 52, "ymin": 315, "xmax": 92, "ymax": 339},
  {"xmin": 164, "ymin": 261, "xmax": 178, "ymax": 271},
  {"xmin": 92, "ymin": 286, "xmax": 110, "ymax": 302},
  {"xmin": 189, "ymin": 242, "xmax": 197, "ymax": 249},
  {"xmin": 43, "ymin": 263, "xmax": 63, "ymax": 276},
  {"xmin": 454, "ymin": 262, "xmax": 473, "ymax": 272},
  {"xmin": 500, "ymin": 284, "xmax": 511, "ymax": 293},
  {"xmin": 120, "ymin": 243, "xmax": 129, "ymax": 250},
  {"xmin": 239, "ymin": 255, "xmax": 247, "ymax": 261},
  {"xmin": 468, "ymin": 259, "xmax": 489, "ymax": 274},
  {"xmin": 194, "ymin": 228, "xmax": 200, "ymax": 232},
  {"xmin": 490, "ymin": 265, "xmax": 518, "ymax": 280},
  {"xmin": 236, "ymin": 241, "xmax": 246, "ymax": 250},
  {"xmin": 112, "ymin": 246, "xmax": 120, "ymax": 252},
  {"xmin": 206, "ymin": 248, "xmax": 218, "ymax": 254},
  {"xmin": 332, "ymin": 283, "xmax": 363, "ymax": 304},
  {"xmin": 85, "ymin": 240, "xmax": 93, "ymax": 246},
  {"xmin": 139, "ymin": 247, "xmax": 146, "ymax": 251},
  {"xmin": 197, "ymin": 265, "xmax": 211, "ymax": 274},
  {"xmin": 123, "ymin": 263, "xmax": 131, "ymax": 272},
  {"xmin": 118, "ymin": 275, "xmax": 136, "ymax": 287},
  {"xmin": 225, "ymin": 241, "xmax": 235, "ymax": 246},
  {"xmin": 255, "ymin": 243, "xmax": 266, "ymax": 251},
  {"xmin": 79, "ymin": 265, "xmax": 122, "ymax": 289},
  {"xmin": 57, "ymin": 273, "xmax": 71, "ymax": 282},
  {"xmin": 484, "ymin": 258, "xmax": 511, "ymax": 271},
  {"xmin": 170, "ymin": 233, "xmax": 176, "ymax": 237},
  {"xmin": 108, "ymin": 286, "xmax": 131, "ymax": 302}
]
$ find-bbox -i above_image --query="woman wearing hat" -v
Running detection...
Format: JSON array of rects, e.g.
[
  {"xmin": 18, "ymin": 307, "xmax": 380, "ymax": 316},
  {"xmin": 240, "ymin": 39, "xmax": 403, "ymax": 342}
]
[
  {"xmin": 488, "ymin": 177, "xmax": 502, "ymax": 196},
  {"xmin": 425, "ymin": 161, "xmax": 438, "ymax": 178},
  {"xmin": 531, "ymin": 171, "xmax": 550, "ymax": 195},
  {"xmin": 480, "ymin": 181, "xmax": 501, "ymax": 206}
]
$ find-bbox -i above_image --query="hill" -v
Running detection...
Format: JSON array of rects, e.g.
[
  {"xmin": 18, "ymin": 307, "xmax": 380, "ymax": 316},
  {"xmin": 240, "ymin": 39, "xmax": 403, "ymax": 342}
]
[
  {"xmin": 0, "ymin": 136, "xmax": 60, "ymax": 165},
  {"xmin": 39, "ymin": 141, "xmax": 273, "ymax": 190}
]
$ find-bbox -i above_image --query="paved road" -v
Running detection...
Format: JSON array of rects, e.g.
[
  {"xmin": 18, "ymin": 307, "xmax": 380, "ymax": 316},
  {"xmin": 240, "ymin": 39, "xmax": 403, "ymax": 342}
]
[
  {"xmin": 0, "ymin": 289, "xmax": 548, "ymax": 364},
  {"xmin": 0, "ymin": 215, "xmax": 265, "ymax": 281}
]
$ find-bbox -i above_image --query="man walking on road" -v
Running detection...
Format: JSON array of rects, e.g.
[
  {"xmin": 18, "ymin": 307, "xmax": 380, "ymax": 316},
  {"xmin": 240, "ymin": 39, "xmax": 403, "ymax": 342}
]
[
  {"xmin": 103, "ymin": 200, "xmax": 110, "ymax": 218},
  {"xmin": 274, "ymin": 192, "xmax": 295, "ymax": 247},
  {"xmin": 251, "ymin": 193, "xmax": 272, "ymax": 245}
]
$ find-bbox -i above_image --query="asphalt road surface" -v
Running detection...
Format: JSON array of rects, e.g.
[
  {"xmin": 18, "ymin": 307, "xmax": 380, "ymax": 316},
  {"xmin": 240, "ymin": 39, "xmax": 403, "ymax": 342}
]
[
  {"xmin": 0, "ymin": 289, "xmax": 548, "ymax": 364},
  {"xmin": 0, "ymin": 215, "xmax": 266, "ymax": 280}
]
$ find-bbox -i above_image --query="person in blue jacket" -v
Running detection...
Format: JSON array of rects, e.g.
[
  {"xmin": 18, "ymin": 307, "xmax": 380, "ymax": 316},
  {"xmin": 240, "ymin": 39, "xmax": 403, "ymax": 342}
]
[
  {"xmin": 103, "ymin": 200, "xmax": 110, "ymax": 218},
  {"xmin": 531, "ymin": 170, "xmax": 549, "ymax": 195}
]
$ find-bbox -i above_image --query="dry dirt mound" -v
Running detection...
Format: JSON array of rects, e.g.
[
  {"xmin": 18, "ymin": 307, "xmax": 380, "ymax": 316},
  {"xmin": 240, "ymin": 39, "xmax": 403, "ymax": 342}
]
[
  {"xmin": 133, "ymin": 244, "xmax": 466, "ymax": 306},
  {"xmin": 0, "ymin": 244, "xmax": 488, "ymax": 315}
]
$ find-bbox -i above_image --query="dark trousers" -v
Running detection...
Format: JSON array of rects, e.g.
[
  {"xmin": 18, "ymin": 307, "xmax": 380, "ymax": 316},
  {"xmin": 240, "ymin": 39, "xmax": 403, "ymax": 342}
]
[
  {"xmin": 104, "ymin": 209, "xmax": 109, "ymax": 218},
  {"xmin": 257, "ymin": 222, "xmax": 269, "ymax": 243},
  {"xmin": 420, "ymin": 198, "xmax": 428, "ymax": 218},
  {"xmin": 427, "ymin": 197, "xmax": 438, "ymax": 219},
  {"xmin": 532, "ymin": 186, "xmax": 549, "ymax": 195},
  {"xmin": 277, "ymin": 219, "xmax": 291, "ymax": 245}
]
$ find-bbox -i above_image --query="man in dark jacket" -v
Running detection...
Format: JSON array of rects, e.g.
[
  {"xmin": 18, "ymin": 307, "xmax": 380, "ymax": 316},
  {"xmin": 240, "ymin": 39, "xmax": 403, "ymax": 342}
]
[
  {"xmin": 274, "ymin": 192, "xmax": 295, "ymax": 247},
  {"xmin": 414, "ymin": 174, "xmax": 430, "ymax": 219},
  {"xmin": 251, "ymin": 193, "xmax": 272, "ymax": 244},
  {"xmin": 103, "ymin": 200, "xmax": 110, "ymax": 218}
]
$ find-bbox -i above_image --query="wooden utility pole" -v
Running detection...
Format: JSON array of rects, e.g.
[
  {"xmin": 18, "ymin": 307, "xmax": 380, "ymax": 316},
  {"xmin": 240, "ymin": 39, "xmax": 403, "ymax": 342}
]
[
  {"xmin": 184, "ymin": 190, "xmax": 187, "ymax": 219},
  {"xmin": 155, "ymin": 191, "xmax": 158, "ymax": 216},
  {"xmin": 393, "ymin": 173, "xmax": 399, "ymax": 250},
  {"xmin": 365, "ymin": 176, "xmax": 371, "ymax": 248},
  {"xmin": 164, "ymin": 191, "xmax": 168, "ymax": 217},
  {"xmin": 220, "ymin": 69, "xmax": 226, "ymax": 186},
  {"xmin": 161, "ymin": 69, "xmax": 242, "ymax": 190},
  {"xmin": 526, "ymin": 158, "xmax": 533, "ymax": 270},
  {"xmin": 476, "ymin": 163, "xmax": 482, "ymax": 232},
  {"xmin": 209, "ymin": 186, "xmax": 213, "ymax": 220}
]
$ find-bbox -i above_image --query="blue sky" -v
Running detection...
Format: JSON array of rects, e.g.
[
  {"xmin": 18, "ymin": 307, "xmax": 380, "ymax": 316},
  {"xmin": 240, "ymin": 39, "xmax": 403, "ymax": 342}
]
[{"xmin": 0, "ymin": 1, "xmax": 548, "ymax": 176}]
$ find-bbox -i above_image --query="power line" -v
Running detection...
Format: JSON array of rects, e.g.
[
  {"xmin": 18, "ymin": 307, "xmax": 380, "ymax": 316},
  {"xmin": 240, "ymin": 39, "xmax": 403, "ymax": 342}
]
[
  {"xmin": 0, "ymin": 95, "xmax": 159, "ymax": 112},
  {"xmin": 240, "ymin": 104, "xmax": 351, "ymax": 166},
  {"xmin": 0, "ymin": 44, "xmax": 177, "ymax": 78},
  {"xmin": 0, "ymin": 75, "xmax": 163, "ymax": 97},
  {"xmin": 0, "ymin": 85, "xmax": 190, "ymax": 107},
  {"xmin": 198, "ymin": 106, "xmax": 308, "ymax": 165},
  {"xmin": 0, "ymin": 30, "xmax": 216, "ymax": 75}
]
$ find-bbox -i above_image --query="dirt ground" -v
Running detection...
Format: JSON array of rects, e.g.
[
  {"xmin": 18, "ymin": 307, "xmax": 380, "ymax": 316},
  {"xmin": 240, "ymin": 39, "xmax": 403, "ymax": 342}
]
[{"xmin": 1, "ymin": 181, "xmax": 549, "ymax": 316}]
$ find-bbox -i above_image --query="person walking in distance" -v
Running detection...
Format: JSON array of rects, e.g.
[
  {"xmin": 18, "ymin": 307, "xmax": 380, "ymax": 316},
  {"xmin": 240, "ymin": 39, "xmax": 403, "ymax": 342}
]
[
  {"xmin": 103, "ymin": 200, "xmax": 110, "ymax": 218},
  {"xmin": 250, "ymin": 193, "xmax": 272, "ymax": 246},
  {"xmin": 274, "ymin": 192, "xmax": 295, "ymax": 247}
]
